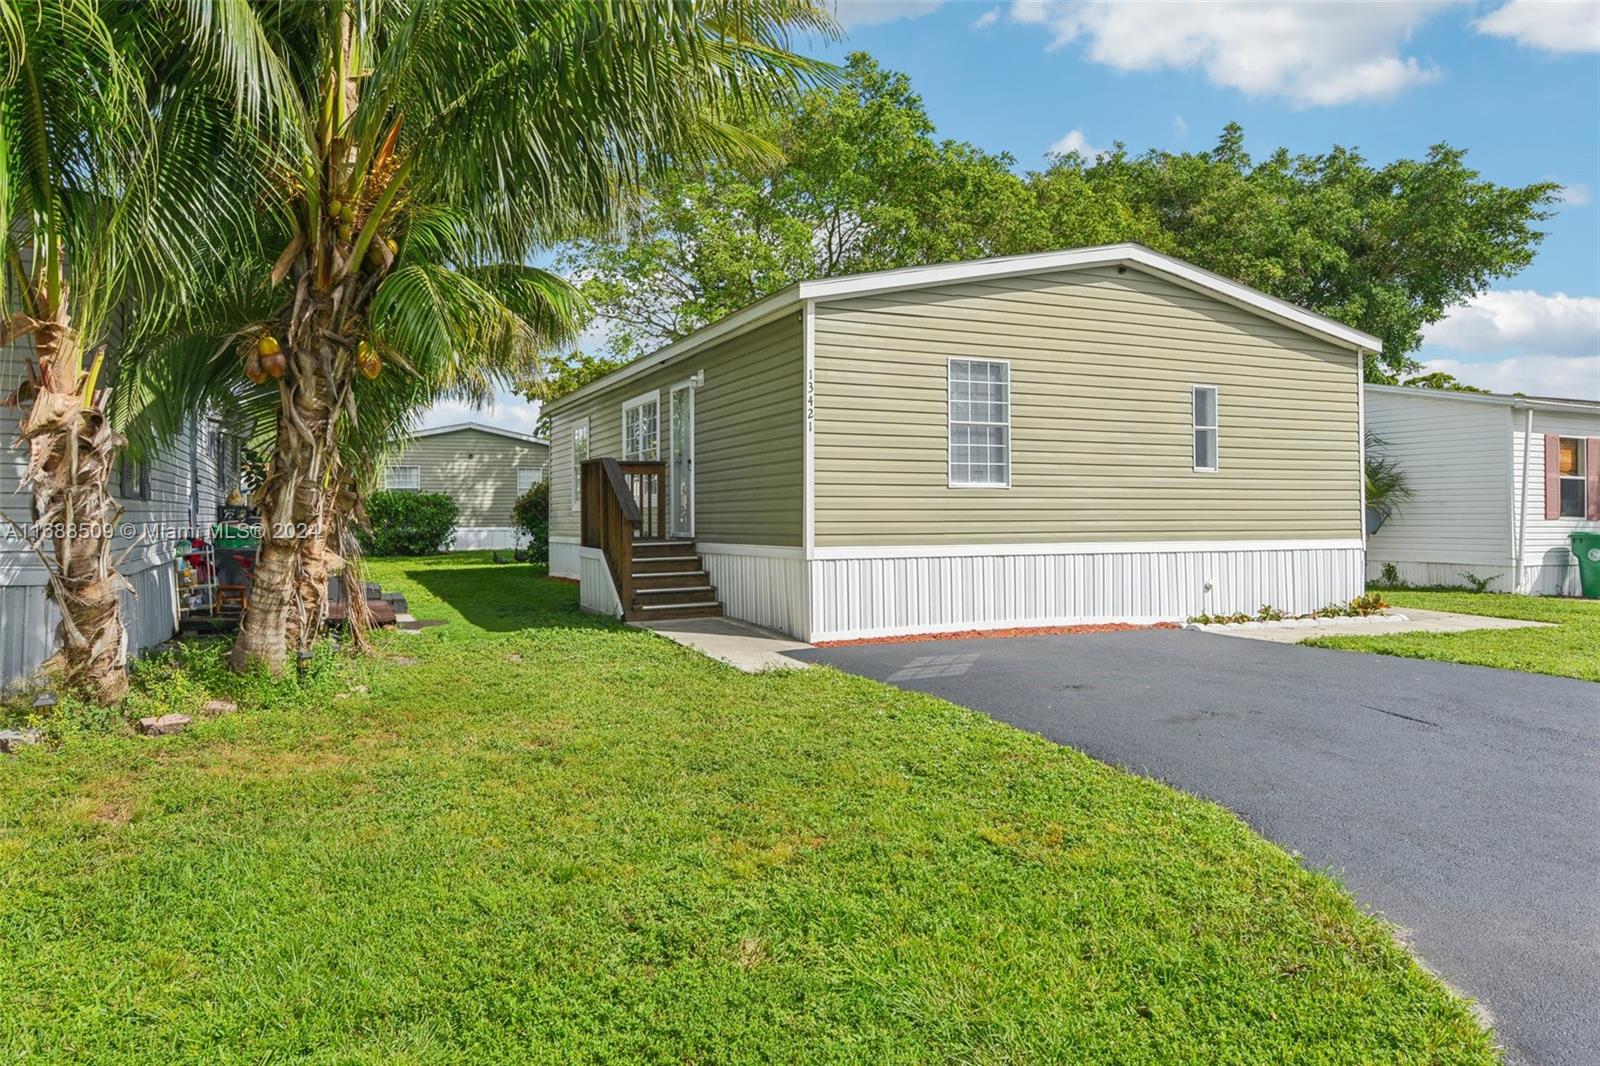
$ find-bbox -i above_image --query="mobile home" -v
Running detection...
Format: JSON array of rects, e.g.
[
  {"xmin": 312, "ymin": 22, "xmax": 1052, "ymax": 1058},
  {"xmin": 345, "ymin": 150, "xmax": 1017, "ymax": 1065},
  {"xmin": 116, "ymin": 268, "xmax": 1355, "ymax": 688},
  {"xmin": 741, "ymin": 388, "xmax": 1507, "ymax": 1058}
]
[
  {"xmin": 545, "ymin": 244, "xmax": 1377, "ymax": 641},
  {"xmin": 1364, "ymin": 385, "xmax": 1600, "ymax": 595}
]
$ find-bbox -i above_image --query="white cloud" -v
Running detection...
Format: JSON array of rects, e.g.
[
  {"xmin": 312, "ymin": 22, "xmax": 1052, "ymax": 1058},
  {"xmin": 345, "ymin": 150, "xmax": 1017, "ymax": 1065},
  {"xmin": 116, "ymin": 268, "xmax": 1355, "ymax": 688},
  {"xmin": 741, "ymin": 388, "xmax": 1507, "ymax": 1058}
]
[
  {"xmin": 1008, "ymin": 1, "xmax": 1447, "ymax": 107},
  {"xmin": 1171, "ymin": 113, "xmax": 1189, "ymax": 140},
  {"xmin": 831, "ymin": 0, "xmax": 943, "ymax": 29},
  {"xmin": 1048, "ymin": 127, "xmax": 1106, "ymax": 159},
  {"xmin": 417, "ymin": 390, "xmax": 544, "ymax": 435},
  {"xmin": 1558, "ymin": 182, "xmax": 1592, "ymax": 206},
  {"xmin": 970, "ymin": 7, "xmax": 1000, "ymax": 30},
  {"xmin": 1414, "ymin": 355, "xmax": 1600, "ymax": 399},
  {"xmin": 1422, "ymin": 290, "xmax": 1600, "ymax": 357},
  {"xmin": 1475, "ymin": 0, "xmax": 1600, "ymax": 54}
]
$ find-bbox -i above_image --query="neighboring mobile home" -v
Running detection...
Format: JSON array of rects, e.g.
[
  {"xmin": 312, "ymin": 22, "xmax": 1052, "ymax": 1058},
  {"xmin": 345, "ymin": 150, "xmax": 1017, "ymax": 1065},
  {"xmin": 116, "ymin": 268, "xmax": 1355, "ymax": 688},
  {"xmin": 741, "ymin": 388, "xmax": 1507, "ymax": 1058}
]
[
  {"xmin": 545, "ymin": 244, "xmax": 1378, "ymax": 641},
  {"xmin": 1, "ymin": 399, "xmax": 247, "ymax": 693},
  {"xmin": 385, "ymin": 422, "xmax": 549, "ymax": 550},
  {"xmin": 1364, "ymin": 385, "xmax": 1600, "ymax": 595}
]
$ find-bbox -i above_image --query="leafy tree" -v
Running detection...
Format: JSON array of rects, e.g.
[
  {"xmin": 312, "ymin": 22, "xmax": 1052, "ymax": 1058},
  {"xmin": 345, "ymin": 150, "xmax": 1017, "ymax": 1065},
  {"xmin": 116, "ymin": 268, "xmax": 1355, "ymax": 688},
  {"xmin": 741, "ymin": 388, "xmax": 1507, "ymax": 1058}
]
[
  {"xmin": 523, "ymin": 350, "xmax": 632, "ymax": 436},
  {"xmin": 149, "ymin": 0, "xmax": 836, "ymax": 675},
  {"xmin": 1, "ymin": 1, "xmax": 271, "ymax": 702},
  {"xmin": 563, "ymin": 52, "xmax": 1032, "ymax": 359},
  {"xmin": 568, "ymin": 59, "xmax": 1556, "ymax": 384}
]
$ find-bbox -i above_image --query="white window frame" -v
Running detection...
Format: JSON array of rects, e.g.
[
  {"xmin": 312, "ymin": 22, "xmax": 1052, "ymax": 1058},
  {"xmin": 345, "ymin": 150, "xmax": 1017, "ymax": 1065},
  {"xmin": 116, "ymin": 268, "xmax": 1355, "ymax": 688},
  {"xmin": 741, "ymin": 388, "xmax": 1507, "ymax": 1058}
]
[
  {"xmin": 946, "ymin": 357, "xmax": 1012, "ymax": 489},
  {"xmin": 621, "ymin": 389, "xmax": 662, "ymax": 462},
  {"xmin": 570, "ymin": 418, "xmax": 589, "ymax": 511},
  {"xmin": 516, "ymin": 467, "xmax": 544, "ymax": 495},
  {"xmin": 1192, "ymin": 384, "xmax": 1219, "ymax": 473},
  {"xmin": 1558, "ymin": 436, "xmax": 1586, "ymax": 519},
  {"xmin": 385, "ymin": 465, "xmax": 421, "ymax": 491}
]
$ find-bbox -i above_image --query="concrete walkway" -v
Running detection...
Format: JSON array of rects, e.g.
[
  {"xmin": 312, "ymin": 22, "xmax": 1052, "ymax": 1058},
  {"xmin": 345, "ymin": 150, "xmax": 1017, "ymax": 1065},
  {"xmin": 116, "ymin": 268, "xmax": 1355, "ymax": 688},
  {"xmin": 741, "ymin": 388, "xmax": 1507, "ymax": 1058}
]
[
  {"xmin": 633, "ymin": 616, "xmax": 812, "ymax": 672},
  {"xmin": 1203, "ymin": 607, "xmax": 1551, "ymax": 643}
]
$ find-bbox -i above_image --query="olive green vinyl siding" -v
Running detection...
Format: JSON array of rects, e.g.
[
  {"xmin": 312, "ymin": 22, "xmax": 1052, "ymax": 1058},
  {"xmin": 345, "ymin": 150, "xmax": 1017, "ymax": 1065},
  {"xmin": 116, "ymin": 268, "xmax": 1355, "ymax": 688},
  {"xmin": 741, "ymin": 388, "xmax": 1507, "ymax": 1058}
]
[
  {"xmin": 547, "ymin": 314, "xmax": 804, "ymax": 546},
  {"xmin": 812, "ymin": 265, "xmax": 1363, "ymax": 546},
  {"xmin": 388, "ymin": 429, "xmax": 548, "ymax": 527}
]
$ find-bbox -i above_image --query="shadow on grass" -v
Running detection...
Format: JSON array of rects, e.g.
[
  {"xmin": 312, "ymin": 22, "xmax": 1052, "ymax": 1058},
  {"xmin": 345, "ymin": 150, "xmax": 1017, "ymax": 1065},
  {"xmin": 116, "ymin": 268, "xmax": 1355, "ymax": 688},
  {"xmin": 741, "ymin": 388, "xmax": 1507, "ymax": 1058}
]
[{"xmin": 394, "ymin": 560, "xmax": 615, "ymax": 635}]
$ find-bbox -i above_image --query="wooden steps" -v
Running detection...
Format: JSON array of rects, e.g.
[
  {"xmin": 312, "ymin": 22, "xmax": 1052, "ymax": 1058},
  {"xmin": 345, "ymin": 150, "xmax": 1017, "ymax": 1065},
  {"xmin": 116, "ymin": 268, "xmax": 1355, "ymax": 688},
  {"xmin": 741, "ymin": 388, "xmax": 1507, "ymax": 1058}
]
[{"xmin": 626, "ymin": 540, "xmax": 722, "ymax": 621}]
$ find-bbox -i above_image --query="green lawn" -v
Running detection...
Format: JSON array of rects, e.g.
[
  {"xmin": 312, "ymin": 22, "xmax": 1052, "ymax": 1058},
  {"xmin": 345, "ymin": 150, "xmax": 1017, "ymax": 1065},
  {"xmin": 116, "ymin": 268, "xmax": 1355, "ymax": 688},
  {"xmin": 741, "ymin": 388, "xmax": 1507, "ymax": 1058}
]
[
  {"xmin": 0, "ymin": 553, "xmax": 1497, "ymax": 1062},
  {"xmin": 1308, "ymin": 588, "xmax": 1600, "ymax": 682}
]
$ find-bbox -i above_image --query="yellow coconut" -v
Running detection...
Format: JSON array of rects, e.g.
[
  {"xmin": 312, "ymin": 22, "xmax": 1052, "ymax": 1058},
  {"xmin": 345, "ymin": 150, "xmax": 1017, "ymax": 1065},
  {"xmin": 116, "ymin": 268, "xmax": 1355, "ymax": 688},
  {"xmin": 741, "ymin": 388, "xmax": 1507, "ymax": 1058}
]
[{"xmin": 257, "ymin": 334, "xmax": 281, "ymax": 356}]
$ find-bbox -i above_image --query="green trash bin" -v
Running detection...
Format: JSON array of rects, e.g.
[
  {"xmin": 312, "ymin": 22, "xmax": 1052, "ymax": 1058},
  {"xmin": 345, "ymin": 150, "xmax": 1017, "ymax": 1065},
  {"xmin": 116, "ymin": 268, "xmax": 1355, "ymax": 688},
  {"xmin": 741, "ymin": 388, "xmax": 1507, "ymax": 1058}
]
[{"xmin": 1571, "ymin": 532, "xmax": 1600, "ymax": 599}]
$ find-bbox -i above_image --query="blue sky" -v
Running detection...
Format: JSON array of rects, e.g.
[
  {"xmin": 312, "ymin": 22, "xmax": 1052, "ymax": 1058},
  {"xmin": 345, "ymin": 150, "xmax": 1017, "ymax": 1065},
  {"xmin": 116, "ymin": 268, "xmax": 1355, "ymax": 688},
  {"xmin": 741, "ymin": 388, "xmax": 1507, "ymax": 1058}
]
[{"xmin": 424, "ymin": 0, "xmax": 1600, "ymax": 431}]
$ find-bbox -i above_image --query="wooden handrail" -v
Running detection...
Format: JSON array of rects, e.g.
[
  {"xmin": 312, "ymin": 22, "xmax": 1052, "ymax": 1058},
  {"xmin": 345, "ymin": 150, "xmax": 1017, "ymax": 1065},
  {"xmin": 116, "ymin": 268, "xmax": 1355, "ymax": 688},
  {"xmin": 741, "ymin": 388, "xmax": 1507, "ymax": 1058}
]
[
  {"xmin": 581, "ymin": 458, "xmax": 666, "ymax": 614},
  {"xmin": 599, "ymin": 458, "xmax": 640, "ymax": 524}
]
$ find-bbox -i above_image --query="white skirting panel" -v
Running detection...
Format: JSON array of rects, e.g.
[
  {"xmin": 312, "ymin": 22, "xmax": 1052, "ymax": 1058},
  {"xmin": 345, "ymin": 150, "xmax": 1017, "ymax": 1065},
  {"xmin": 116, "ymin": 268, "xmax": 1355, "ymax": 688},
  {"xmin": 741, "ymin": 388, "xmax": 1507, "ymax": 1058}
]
[
  {"xmin": 577, "ymin": 547, "xmax": 622, "ymax": 617},
  {"xmin": 1, "ymin": 558, "xmax": 179, "ymax": 691},
  {"xmin": 807, "ymin": 541, "xmax": 1365, "ymax": 642},
  {"xmin": 1366, "ymin": 559, "xmax": 1516, "ymax": 592},
  {"xmin": 451, "ymin": 526, "xmax": 529, "ymax": 551},
  {"xmin": 698, "ymin": 543, "xmax": 806, "ymax": 638},
  {"xmin": 1518, "ymin": 560, "xmax": 1580, "ymax": 597},
  {"xmin": 1365, "ymin": 557, "xmax": 1581, "ymax": 596},
  {"xmin": 550, "ymin": 537, "xmax": 581, "ymax": 580}
]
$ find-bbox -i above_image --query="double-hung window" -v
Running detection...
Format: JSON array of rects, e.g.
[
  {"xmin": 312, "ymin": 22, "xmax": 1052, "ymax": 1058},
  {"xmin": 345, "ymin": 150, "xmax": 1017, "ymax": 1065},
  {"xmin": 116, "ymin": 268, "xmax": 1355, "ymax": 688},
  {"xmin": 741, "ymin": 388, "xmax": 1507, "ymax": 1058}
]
[
  {"xmin": 570, "ymin": 418, "xmax": 589, "ymax": 511},
  {"xmin": 622, "ymin": 391, "xmax": 660, "ymax": 461},
  {"xmin": 1192, "ymin": 385, "xmax": 1219, "ymax": 472},
  {"xmin": 948, "ymin": 359, "xmax": 1010, "ymax": 487},
  {"xmin": 517, "ymin": 467, "xmax": 544, "ymax": 495},
  {"xmin": 1558, "ymin": 437, "xmax": 1586, "ymax": 518},
  {"xmin": 385, "ymin": 465, "xmax": 420, "ymax": 491}
]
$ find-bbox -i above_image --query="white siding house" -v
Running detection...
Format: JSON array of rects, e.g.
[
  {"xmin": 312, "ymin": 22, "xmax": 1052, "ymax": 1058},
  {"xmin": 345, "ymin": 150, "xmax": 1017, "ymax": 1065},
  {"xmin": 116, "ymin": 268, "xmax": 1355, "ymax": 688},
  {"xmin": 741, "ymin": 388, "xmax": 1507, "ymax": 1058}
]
[{"xmin": 1365, "ymin": 385, "xmax": 1600, "ymax": 595}]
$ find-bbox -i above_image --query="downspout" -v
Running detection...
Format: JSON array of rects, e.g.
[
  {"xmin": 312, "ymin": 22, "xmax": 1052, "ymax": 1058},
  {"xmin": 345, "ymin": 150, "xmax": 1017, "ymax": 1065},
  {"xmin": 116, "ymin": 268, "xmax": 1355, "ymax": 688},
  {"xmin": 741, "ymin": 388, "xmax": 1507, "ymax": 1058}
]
[
  {"xmin": 1356, "ymin": 350, "xmax": 1368, "ymax": 551},
  {"xmin": 1514, "ymin": 405, "xmax": 1533, "ymax": 592}
]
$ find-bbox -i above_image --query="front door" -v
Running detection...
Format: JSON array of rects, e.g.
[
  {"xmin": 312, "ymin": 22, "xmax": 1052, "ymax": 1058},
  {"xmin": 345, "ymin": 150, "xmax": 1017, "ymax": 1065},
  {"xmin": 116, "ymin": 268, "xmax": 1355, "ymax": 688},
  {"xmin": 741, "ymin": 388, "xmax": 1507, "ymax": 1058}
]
[{"xmin": 669, "ymin": 382, "xmax": 695, "ymax": 537}]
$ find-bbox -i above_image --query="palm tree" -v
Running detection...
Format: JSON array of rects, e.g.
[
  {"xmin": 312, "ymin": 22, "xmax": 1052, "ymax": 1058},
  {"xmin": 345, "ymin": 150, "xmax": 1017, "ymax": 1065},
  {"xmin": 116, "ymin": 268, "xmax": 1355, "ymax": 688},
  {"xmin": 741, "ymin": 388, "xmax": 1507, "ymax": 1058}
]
[
  {"xmin": 1, "ymin": 0, "xmax": 276, "ymax": 702},
  {"xmin": 173, "ymin": 0, "xmax": 835, "ymax": 674}
]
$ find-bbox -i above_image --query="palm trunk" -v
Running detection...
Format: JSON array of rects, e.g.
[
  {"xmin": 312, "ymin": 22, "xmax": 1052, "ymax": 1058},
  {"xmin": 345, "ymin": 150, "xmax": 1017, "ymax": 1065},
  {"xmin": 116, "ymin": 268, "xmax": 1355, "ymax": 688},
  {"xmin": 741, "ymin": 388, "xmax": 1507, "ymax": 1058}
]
[
  {"xmin": 16, "ymin": 317, "xmax": 130, "ymax": 704},
  {"xmin": 229, "ymin": 306, "xmax": 342, "ymax": 674}
]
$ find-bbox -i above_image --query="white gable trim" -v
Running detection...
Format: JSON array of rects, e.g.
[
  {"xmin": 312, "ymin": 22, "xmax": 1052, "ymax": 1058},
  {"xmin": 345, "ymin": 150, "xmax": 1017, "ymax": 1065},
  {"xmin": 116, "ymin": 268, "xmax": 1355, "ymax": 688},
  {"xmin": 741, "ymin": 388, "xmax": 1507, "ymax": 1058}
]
[
  {"xmin": 407, "ymin": 421, "xmax": 548, "ymax": 445},
  {"xmin": 1364, "ymin": 384, "xmax": 1600, "ymax": 415},
  {"xmin": 800, "ymin": 244, "xmax": 1382, "ymax": 353},
  {"xmin": 545, "ymin": 243, "xmax": 1382, "ymax": 414}
]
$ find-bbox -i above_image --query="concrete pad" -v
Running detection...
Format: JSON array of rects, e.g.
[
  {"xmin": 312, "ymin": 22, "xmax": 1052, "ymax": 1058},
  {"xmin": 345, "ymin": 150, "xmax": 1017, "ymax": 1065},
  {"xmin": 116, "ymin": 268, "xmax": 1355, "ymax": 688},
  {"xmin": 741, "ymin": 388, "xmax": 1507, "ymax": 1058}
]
[
  {"xmin": 633, "ymin": 616, "xmax": 812, "ymax": 672},
  {"xmin": 1207, "ymin": 607, "xmax": 1551, "ymax": 643}
]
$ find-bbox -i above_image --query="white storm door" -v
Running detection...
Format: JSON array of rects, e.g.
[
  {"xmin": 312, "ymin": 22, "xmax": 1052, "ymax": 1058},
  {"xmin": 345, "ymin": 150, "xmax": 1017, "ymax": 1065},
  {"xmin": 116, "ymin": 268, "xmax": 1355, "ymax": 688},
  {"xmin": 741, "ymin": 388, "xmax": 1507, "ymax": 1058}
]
[{"xmin": 669, "ymin": 382, "xmax": 695, "ymax": 537}]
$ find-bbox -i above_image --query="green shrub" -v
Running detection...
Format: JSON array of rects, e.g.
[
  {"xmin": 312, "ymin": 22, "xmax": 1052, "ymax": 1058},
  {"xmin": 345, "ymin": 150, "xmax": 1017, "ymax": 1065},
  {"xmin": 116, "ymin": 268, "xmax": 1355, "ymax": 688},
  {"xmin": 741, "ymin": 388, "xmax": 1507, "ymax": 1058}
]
[
  {"xmin": 511, "ymin": 481, "xmax": 549, "ymax": 563},
  {"xmin": 360, "ymin": 490, "xmax": 459, "ymax": 555}
]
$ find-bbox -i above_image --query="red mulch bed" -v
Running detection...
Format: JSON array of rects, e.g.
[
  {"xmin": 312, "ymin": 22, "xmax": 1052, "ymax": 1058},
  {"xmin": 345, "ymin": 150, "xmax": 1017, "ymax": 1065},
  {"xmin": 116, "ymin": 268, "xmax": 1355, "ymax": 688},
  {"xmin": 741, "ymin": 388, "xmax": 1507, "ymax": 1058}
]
[
  {"xmin": 548, "ymin": 576, "xmax": 579, "ymax": 585},
  {"xmin": 814, "ymin": 621, "xmax": 1181, "ymax": 648}
]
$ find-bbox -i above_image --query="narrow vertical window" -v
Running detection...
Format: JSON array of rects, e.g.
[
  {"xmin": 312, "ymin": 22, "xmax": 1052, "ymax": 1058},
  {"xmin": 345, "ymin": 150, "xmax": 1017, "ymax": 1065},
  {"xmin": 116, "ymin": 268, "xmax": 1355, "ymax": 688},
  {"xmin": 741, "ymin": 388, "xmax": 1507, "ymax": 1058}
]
[
  {"xmin": 1558, "ymin": 437, "xmax": 1586, "ymax": 518},
  {"xmin": 948, "ymin": 358, "xmax": 1010, "ymax": 487},
  {"xmin": 1193, "ymin": 385, "xmax": 1219, "ymax": 472},
  {"xmin": 571, "ymin": 418, "xmax": 589, "ymax": 511}
]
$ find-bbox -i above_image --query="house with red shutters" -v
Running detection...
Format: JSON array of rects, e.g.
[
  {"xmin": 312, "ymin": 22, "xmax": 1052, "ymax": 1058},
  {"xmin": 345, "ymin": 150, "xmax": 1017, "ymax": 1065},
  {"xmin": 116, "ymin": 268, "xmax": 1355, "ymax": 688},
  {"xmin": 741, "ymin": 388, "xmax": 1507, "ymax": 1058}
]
[{"xmin": 1364, "ymin": 384, "xmax": 1600, "ymax": 595}]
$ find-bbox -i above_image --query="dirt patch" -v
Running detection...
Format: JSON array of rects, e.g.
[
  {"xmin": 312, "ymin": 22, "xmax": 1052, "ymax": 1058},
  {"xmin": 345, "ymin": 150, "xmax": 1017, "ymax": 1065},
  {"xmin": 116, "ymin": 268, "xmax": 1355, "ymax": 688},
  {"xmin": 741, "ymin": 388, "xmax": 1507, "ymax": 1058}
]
[
  {"xmin": 88, "ymin": 803, "xmax": 131, "ymax": 826},
  {"xmin": 814, "ymin": 621, "xmax": 1181, "ymax": 648}
]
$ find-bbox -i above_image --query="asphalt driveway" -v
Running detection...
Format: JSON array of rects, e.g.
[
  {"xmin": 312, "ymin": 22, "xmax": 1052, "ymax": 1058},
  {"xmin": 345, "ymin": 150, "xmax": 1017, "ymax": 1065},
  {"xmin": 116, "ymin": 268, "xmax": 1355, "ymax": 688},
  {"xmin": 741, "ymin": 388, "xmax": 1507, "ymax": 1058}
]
[{"xmin": 787, "ymin": 631, "xmax": 1599, "ymax": 1066}]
